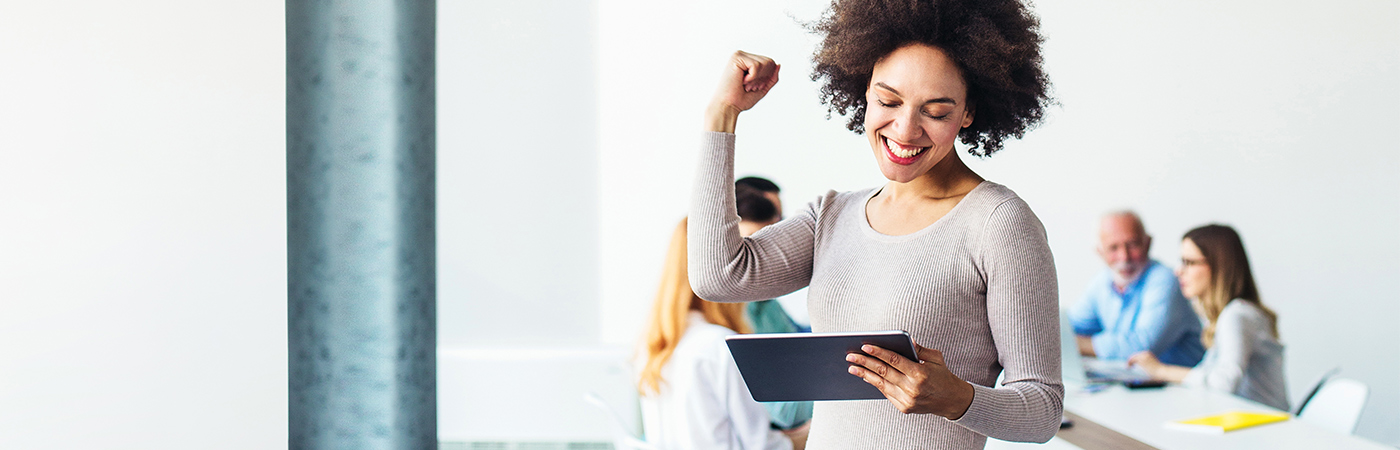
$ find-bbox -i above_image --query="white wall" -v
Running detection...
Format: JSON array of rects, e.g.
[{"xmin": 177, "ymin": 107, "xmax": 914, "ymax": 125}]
[
  {"xmin": 438, "ymin": 0, "xmax": 600, "ymax": 349},
  {"xmin": 597, "ymin": 0, "xmax": 1400, "ymax": 444},
  {"xmin": 0, "ymin": 2, "xmax": 286, "ymax": 449},
  {"xmin": 436, "ymin": 0, "xmax": 618, "ymax": 441}
]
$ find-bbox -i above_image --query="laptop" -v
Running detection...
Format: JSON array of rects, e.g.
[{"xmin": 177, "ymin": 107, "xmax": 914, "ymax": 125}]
[{"xmin": 1059, "ymin": 309, "xmax": 1150, "ymax": 384}]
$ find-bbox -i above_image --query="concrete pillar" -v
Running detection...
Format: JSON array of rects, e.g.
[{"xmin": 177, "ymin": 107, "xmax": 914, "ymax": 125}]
[{"xmin": 287, "ymin": 0, "xmax": 436, "ymax": 448}]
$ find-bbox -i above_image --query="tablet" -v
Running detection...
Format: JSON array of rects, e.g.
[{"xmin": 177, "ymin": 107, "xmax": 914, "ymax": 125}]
[{"xmin": 725, "ymin": 330, "xmax": 919, "ymax": 402}]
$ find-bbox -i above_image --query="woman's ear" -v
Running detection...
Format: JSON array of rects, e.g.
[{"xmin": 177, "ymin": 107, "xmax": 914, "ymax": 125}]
[{"xmin": 961, "ymin": 101, "xmax": 975, "ymax": 128}]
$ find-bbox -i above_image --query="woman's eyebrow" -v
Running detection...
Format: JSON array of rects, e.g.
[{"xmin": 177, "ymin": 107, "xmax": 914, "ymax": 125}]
[{"xmin": 874, "ymin": 82, "xmax": 957, "ymax": 105}]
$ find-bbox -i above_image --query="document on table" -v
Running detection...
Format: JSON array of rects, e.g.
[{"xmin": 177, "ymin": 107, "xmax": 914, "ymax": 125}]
[{"xmin": 1164, "ymin": 410, "xmax": 1290, "ymax": 434}]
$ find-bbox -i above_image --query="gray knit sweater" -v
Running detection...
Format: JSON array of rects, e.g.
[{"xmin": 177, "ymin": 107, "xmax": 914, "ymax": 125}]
[{"xmin": 688, "ymin": 132, "xmax": 1063, "ymax": 449}]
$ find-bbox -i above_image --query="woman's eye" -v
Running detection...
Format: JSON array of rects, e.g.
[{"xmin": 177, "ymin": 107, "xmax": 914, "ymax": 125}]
[
  {"xmin": 924, "ymin": 111, "xmax": 950, "ymax": 120},
  {"xmin": 875, "ymin": 99, "xmax": 898, "ymax": 108}
]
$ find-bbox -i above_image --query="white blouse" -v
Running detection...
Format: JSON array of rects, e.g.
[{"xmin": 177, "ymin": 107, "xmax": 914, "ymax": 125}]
[
  {"xmin": 1182, "ymin": 300, "xmax": 1290, "ymax": 411},
  {"xmin": 639, "ymin": 312, "xmax": 791, "ymax": 450}
]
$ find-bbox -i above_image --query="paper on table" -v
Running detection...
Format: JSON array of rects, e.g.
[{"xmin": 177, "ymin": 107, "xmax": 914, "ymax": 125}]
[{"xmin": 1164, "ymin": 411, "xmax": 1290, "ymax": 434}]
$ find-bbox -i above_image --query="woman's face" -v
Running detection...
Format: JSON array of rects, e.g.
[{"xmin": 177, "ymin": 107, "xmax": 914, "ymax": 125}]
[
  {"xmin": 1176, "ymin": 238, "xmax": 1211, "ymax": 299},
  {"xmin": 863, "ymin": 44, "xmax": 974, "ymax": 183}
]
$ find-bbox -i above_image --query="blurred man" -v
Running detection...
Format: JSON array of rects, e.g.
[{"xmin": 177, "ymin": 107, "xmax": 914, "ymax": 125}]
[
  {"xmin": 737, "ymin": 176, "xmax": 782, "ymax": 220},
  {"xmin": 1069, "ymin": 211, "xmax": 1205, "ymax": 366}
]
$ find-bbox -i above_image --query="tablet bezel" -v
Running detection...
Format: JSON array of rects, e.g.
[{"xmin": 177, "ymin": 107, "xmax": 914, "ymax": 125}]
[{"xmin": 725, "ymin": 330, "xmax": 919, "ymax": 402}]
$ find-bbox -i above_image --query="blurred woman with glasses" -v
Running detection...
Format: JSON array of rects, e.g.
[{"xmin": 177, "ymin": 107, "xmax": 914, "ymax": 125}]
[{"xmin": 1128, "ymin": 224, "xmax": 1289, "ymax": 410}]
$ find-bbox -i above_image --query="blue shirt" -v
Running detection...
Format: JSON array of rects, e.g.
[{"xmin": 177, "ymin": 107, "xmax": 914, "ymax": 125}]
[{"xmin": 1069, "ymin": 260, "xmax": 1205, "ymax": 366}]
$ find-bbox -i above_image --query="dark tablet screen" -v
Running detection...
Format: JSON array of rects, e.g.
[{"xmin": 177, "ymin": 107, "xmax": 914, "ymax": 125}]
[{"xmin": 725, "ymin": 330, "xmax": 918, "ymax": 402}]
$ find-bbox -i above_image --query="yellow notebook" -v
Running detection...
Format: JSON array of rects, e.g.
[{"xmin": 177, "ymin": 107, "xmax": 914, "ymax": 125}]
[{"xmin": 1164, "ymin": 411, "xmax": 1290, "ymax": 434}]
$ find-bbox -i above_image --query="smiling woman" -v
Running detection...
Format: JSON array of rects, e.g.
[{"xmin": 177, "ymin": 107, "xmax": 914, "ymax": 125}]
[
  {"xmin": 684, "ymin": 0, "xmax": 1060, "ymax": 449},
  {"xmin": 862, "ymin": 45, "xmax": 974, "ymax": 185},
  {"xmin": 810, "ymin": 0, "xmax": 1049, "ymax": 156}
]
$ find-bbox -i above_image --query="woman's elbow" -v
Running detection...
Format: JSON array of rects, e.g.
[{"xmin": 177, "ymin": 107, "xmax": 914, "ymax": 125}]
[
  {"xmin": 687, "ymin": 269, "xmax": 739, "ymax": 302},
  {"xmin": 1030, "ymin": 417, "xmax": 1061, "ymax": 444},
  {"xmin": 1027, "ymin": 391, "xmax": 1065, "ymax": 443},
  {"xmin": 690, "ymin": 282, "xmax": 725, "ymax": 302},
  {"xmin": 1017, "ymin": 409, "xmax": 1062, "ymax": 444}
]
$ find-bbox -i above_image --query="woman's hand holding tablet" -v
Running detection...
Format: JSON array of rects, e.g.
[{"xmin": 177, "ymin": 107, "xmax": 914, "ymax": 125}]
[
  {"xmin": 846, "ymin": 343, "xmax": 976, "ymax": 420},
  {"xmin": 725, "ymin": 331, "xmax": 920, "ymax": 402}
]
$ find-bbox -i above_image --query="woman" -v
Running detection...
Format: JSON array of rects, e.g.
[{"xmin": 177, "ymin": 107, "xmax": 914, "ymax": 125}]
[
  {"xmin": 1128, "ymin": 225, "xmax": 1289, "ymax": 411},
  {"xmin": 637, "ymin": 219, "xmax": 807, "ymax": 450},
  {"xmin": 687, "ymin": 0, "xmax": 1061, "ymax": 447}
]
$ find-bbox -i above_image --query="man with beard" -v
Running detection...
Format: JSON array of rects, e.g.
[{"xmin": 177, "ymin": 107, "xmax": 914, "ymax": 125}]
[{"xmin": 1069, "ymin": 211, "xmax": 1205, "ymax": 366}]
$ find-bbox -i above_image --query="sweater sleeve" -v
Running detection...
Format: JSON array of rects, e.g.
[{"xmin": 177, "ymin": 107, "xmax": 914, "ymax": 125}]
[
  {"xmin": 952, "ymin": 197, "xmax": 1065, "ymax": 443},
  {"xmin": 688, "ymin": 132, "xmax": 816, "ymax": 302}
]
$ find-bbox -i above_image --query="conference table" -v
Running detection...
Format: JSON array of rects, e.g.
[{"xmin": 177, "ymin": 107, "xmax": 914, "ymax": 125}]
[{"xmin": 985, "ymin": 383, "xmax": 1394, "ymax": 450}]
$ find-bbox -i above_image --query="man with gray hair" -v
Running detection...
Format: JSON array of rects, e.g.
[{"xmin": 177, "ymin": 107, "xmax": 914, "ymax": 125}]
[{"xmin": 1069, "ymin": 211, "xmax": 1205, "ymax": 366}]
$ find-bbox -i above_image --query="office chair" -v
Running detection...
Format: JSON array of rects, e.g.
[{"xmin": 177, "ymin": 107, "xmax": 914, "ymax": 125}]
[
  {"xmin": 1297, "ymin": 377, "xmax": 1370, "ymax": 435},
  {"xmin": 1293, "ymin": 367, "xmax": 1339, "ymax": 416},
  {"xmin": 583, "ymin": 392, "xmax": 657, "ymax": 450}
]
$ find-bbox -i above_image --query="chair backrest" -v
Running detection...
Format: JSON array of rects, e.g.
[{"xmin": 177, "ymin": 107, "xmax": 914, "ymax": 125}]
[
  {"xmin": 1297, "ymin": 377, "xmax": 1369, "ymax": 435},
  {"xmin": 583, "ymin": 392, "xmax": 657, "ymax": 450},
  {"xmin": 1292, "ymin": 367, "xmax": 1339, "ymax": 416}
]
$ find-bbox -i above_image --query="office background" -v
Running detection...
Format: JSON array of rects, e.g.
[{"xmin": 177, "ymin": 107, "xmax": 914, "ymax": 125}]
[{"xmin": 1, "ymin": 0, "xmax": 1396, "ymax": 448}]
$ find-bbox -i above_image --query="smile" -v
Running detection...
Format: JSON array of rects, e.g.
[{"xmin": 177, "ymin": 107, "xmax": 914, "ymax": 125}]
[{"xmin": 883, "ymin": 136, "xmax": 929, "ymax": 165}]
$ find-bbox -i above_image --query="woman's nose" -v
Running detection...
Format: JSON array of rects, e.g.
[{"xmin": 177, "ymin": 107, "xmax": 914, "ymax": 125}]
[{"xmin": 891, "ymin": 111, "xmax": 923, "ymax": 141}]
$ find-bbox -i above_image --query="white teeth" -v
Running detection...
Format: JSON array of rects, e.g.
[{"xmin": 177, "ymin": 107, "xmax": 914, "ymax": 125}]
[{"xmin": 884, "ymin": 137, "xmax": 926, "ymax": 159}]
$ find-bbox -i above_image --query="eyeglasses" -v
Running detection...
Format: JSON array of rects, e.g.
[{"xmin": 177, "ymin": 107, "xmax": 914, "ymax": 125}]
[{"xmin": 1180, "ymin": 258, "xmax": 1207, "ymax": 268}]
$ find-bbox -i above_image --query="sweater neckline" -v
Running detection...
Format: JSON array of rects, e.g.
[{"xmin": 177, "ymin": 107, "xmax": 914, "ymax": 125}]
[{"xmin": 858, "ymin": 180, "xmax": 991, "ymax": 242}]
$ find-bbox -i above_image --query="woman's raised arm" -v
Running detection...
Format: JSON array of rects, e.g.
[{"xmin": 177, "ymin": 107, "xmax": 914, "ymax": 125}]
[{"xmin": 688, "ymin": 52, "xmax": 814, "ymax": 303}]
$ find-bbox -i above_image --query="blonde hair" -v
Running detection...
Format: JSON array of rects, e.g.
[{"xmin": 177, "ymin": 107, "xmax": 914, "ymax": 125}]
[
  {"xmin": 637, "ymin": 218, "xmax": 750, "ymax": 395},
  {"xmin": 1184, "ymin": 225, "xmax": 1278, "ymax": 348}
]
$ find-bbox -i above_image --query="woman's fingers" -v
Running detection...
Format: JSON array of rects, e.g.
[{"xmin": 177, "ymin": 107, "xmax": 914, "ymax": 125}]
[
  {"xmin": 715, "ymin": 50, "xmax": 780, "ymax": 109},
  {"xmin": 735, "ymin": 51, "xmax": 773, "ymax": 82},
  {"xmin": 847, "ymin": 361, "xmax": 914, "ymax": 409},
  {"xmin": 847, "ymin": 345, "xmax": 921, "ymax": 400},
  {"xmin": 846, "ymin": 352, "xmax": 901, "ymax": 382},
  {"xmin": 916, "ymin": 344, "xmax": 944, "ymax": 366},
  {"xmin": 736, "ymin": 53, "xmax": 778, "ymax": 92},
  {"xmin": 849, "ymin": 342, "xmax": 975, "ymax": 417},
  {"xmin": 752, "ymin": 64, "xmax": 781, "ymax": 92},
  {"xmin": 863, "ymin": 344, "xmax": 923, "ymax": 375},
  {"xmin": 732, "ymin": 52, "xmax": 759, "ymax": 86},
  {"xmin": 1127, "ymin": 351, "xmax": 1163, "ymax": 379},
  {"xmin": 737, "ymin": 55, "xmax": 759, "ymax": 85}
]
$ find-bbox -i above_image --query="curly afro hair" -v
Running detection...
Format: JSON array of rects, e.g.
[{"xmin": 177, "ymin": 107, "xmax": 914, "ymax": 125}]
[{"xmin": 809, "ymin": 0, "xmax": 1051, "ymax": 156}]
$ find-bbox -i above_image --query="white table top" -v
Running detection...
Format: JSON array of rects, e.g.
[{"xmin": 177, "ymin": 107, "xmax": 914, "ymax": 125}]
[{"xmin": 987, "ymin": 383, "xmax": 1393, "ymax": 450}]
